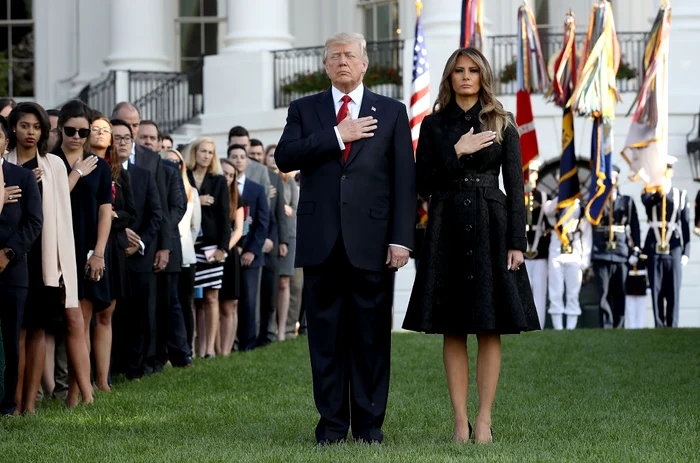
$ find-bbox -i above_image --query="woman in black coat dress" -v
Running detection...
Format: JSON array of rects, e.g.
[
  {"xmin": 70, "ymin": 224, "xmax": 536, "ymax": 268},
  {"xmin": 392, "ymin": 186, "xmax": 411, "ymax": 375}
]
[{"xmin": 402, "ymin": 47, "xmax": 539, "ymax": 443}]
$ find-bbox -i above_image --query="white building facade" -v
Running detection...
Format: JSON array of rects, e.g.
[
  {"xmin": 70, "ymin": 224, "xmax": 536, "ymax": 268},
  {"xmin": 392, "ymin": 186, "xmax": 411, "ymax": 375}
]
[{"xmin": 8, "ymin": 0, "xmax": 699, "ymax": 327}]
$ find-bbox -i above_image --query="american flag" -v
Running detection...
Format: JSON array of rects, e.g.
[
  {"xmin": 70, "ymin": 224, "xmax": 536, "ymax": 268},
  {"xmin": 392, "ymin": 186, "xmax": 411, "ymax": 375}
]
[{"xmin": 409, "ymin": 2, "xmax": 430, "ymax": 152}]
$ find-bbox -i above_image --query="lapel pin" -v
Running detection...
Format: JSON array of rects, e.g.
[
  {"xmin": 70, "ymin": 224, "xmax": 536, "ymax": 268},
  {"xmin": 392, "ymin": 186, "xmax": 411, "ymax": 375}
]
[{"xmin": 371, "ymin": 106, "xmax": 376, "ymax": 112}]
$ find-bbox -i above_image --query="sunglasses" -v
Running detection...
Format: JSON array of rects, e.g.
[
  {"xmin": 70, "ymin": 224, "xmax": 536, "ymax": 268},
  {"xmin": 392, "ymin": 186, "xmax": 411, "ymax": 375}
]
[{"xmin": 64, "ymin": 127, "xmax": 91, "ymax": 138}]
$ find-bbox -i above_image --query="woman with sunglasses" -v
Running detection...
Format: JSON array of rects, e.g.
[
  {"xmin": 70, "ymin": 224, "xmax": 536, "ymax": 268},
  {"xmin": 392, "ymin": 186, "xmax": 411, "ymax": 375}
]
[
  {"xmin": 88, "ymin": 115, "xmax": 136, "ymax": 391},
  {"xmin": 55, "ymin": 100, "xmax": 113, "ymax": 406}
]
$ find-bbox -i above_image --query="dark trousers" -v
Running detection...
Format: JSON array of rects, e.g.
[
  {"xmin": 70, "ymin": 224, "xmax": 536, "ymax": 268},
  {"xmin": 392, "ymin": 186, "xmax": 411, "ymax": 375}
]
[
  {"xmin": 237, "ymin": 266, "xmax": 262, "ymax": 352},
  {"xmin": 285, "ymin": 267, "xmax": 304, "ymax": 337},
  {"xmin": 114, "ymin": 271, "xmax": 155, "ymax": 379},
  {"xmin": 178, "ymin": 265, "xmax": 196, "ymax": 349},
  {"xmin": 304, "ymin": 238, "xmax": 393, "ymax": 443},
  {"xmin": 648, "ymin": 248, "xmax": 682, "ymax": 327},
  {"xmin": 152, "ymin": 272, "xmax": 191, "ymax": 371},
  {"xmin": 258, "ymin": 252, "xmax": 280, "ymax": 345},
  {"xmin": 593, "ymin": 261, "xmax": 626, "ymax": 328},
  {"xmin": 0, "ymin": 286, "xmax": 27, "ymax": 415}
]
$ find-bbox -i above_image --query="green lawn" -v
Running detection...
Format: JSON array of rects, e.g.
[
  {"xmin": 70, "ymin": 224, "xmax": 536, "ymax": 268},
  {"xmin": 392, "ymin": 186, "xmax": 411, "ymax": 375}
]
[{"xmin": 1, "ymin": 329, "xmax": 699, "ymax": 462}]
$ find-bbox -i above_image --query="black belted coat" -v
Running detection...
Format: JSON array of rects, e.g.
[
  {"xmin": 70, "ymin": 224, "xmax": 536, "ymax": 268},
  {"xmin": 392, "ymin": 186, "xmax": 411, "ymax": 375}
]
[{"xmin": 403, "ymin": 101, "xmax": 540, "ymax": 335}]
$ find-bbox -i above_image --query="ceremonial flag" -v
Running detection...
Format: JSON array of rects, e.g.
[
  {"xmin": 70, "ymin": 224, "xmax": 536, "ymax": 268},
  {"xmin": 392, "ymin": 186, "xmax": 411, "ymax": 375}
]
[
  {"xmin": 621, "ymin": 2, "xmax": 671, "ymax": 188},
  {"xmin": 568, "ymin": 0, "xmax": 621, "ymax": 225},
  {"xmin": 410, "ymin": 1, "xmax": 430, "ymax": 152},
  {"xmin": 547, "ymin": 11, "xmax": 581, "ymax": 247},
  {"xmin": 460, "ymin": 0, "xmax": 483, "ymax": 50},
  {"xmin": 515, "ymin": 2, "xmax": 548, "ymax": 182}
]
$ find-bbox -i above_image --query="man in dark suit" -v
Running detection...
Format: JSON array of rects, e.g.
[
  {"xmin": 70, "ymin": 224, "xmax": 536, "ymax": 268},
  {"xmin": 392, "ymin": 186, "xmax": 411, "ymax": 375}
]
[
  {"xmin": 228, "ymin": 144, "xmax": 270, "ymax": 352},
  {"xmin": 275, "ymin": 32, "xmax": 415, "ymax": 444},
  {"xmin": 0, "ymin": 156, "xmax": 43, "ymax": 414},
  {"xmin": 109, "ymin": 120, "xmax": 162, "ymax": 380}
]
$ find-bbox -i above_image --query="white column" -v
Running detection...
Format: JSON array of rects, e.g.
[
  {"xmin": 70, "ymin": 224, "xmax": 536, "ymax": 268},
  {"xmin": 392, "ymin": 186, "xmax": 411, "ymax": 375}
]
[
  {"xmin": 104, "ymin": 0, "xmax": 170, "ymax": 71},
  {"xmin": 421, "ymin": 0, "xmax": 461, "ymax": 98},
  {"xmin": 223, "ymin": 0, "xmax": 294, "ymax": 52}
]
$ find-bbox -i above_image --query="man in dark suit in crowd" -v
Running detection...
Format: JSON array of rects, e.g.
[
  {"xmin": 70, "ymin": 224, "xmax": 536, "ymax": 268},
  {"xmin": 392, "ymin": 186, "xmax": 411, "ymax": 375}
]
[
  {"xmin": 136, "ymin": 120, "xmax": 191, "ymax": 370},
  {"xmin": 249, "ymin": 139, "xmax": 290, "ymax": 346},
  {"xmin": 228, "ymin": 126, "xmax": 271, "ymax": 202},
  {"xmin": 275, "ymin": 32, "xmax": 415, "ymax": 444},
  {"xmin": 109, "ymin": 119, "xmax": 162, "ymax": 380},
  {"xmin": 228, "ymin": 144, "xmax": 269, "ymax": 352},
  {"xmin": 0, "ymin": 154, "xmax": 43, "ymax": 414}
]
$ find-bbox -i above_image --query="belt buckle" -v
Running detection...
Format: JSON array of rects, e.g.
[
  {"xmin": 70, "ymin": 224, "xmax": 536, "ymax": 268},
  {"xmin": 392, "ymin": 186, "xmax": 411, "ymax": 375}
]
[
  {"xmin": 605, "ymin": 241, "xmax": 617, "ymax": 251},
  {"xmin": 561, "ymin": 244, "xmax": 573, "ymax": 254},
  {"xmin": 656, "ymin": 243, "xmax": 670, "ymax": 255},
  {"xmin": 525, "ymin": 250, "xmax": 538, "ymax": 259}
]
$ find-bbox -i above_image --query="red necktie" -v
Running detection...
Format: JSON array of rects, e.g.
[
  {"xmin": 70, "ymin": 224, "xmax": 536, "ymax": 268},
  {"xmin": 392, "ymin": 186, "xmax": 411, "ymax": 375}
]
[{"xmin": 337, "ymin": 95, "xmax": 352, "ymax": 162}]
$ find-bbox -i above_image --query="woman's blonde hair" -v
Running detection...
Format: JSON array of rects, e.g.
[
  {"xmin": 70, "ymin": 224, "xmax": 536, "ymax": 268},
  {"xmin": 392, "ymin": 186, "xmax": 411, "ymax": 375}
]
[
  {"xmin": 185, "ymin": 136, "xmax": 223, "ymax": 175},
  {"xmin": 161, "ymin": 148, "xmax": 195, "ymax": 202},
  {"xmin": 434, "ymin": 47, "xmax": 514, "ymax": 143}
]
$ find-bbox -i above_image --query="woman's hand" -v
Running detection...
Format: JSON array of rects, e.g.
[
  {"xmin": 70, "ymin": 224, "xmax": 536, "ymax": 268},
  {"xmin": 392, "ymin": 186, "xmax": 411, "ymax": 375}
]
[
  {"xmin": 454, "ymin": 127, "xmax": 496, "ymax": 158},
  {"xmin": 507, "ymin": 250, "xmax": 524, "ymax": 272},
  {"xmin": 73, "ymin": 155, "xmax": 99, "ymax": 178},
  {"xmin": 200, "ymin": 194, "xmax": 215, "ymax": 207},
  {"xmin": 87, "ymin": 253, "xmax": 105, "ymax": 281},
  {"xmin": 3, "ymin": 185, "xmax": 21, "ymax": 204},
  {"xmin": 284, "ymin": 204, "xmax": 293, "ymax": 217},
  {"xmin": 32, "ymin": 168, "xmax": 44, "ymax": 183},
  {"xmin": 209, "ymin": 248, "xmax": 226, "ymax": 263}
]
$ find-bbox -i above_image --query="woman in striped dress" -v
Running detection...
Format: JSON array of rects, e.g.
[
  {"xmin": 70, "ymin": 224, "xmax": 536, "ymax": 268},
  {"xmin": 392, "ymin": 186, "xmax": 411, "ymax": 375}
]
[{"xmin": 185, "ymin": 137, "xmax": 231, "ymax": 358}]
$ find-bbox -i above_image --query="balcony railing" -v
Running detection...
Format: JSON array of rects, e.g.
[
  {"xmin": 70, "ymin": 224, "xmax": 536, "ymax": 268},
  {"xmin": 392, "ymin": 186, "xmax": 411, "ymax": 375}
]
[
  {"xmin": 273, "ymin": 40, "xmax": 404, "ymax": 109},
  {"xmin": 70, "ymin": 71, "xmax": 117, "ymax": 116},
  {"xmin": 490, "ymin": 31, "xmax": 649, "ymax": 96}
]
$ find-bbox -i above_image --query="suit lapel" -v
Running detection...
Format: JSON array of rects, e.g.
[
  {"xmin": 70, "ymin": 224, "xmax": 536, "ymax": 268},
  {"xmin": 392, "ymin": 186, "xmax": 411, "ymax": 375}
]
[
  {"xmin": 345, "ymin": 89, "xmax": 379, "ymax": 167},
  {"xmin": 316, "ymin": 88, "xmax": 337, "ymax": 131}
]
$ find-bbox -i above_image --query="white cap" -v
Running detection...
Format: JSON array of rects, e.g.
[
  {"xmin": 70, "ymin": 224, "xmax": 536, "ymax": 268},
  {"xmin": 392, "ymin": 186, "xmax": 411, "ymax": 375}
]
[{"xmin": 666, "ymin": 155, "xmax": 678, "ymax": 167}]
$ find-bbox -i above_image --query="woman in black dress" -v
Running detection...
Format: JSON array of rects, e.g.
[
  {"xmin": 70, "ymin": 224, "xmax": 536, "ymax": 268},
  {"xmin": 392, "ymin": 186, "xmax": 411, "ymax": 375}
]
[
  {"xmin": 217, "ymin": 159, "xmax": 246, "ymax": 356},
  {"xmin": 403, "ymin": 48, "xmax": 539, "ymax": 443},
  {"xmin": 54, "ymin": 100, "xmax": 113, "ymax": 405},
  {"xmin": 185, "ymin": 137, "xmax": 231, "ymax": 358},
  {"xmin": 88, "ymin": 115, "xmax": 136, "ymax": 391}
]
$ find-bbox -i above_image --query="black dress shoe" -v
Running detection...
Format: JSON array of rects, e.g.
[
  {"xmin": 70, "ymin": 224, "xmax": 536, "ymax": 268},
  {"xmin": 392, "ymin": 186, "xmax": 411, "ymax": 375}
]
[{"xmin": 315, "ymin": 438, "xmax": 345, "ymax": 448}]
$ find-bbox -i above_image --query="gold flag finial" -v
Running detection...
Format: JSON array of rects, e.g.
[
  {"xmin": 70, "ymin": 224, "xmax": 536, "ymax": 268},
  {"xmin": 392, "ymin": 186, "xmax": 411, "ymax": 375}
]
[{"xmin": 415, "ymin": 0, "xmax": 423, "ymax": 16}]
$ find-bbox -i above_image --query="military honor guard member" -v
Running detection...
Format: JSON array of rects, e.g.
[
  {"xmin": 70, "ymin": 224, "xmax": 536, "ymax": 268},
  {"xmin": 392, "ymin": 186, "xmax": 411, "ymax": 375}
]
[
  {"xmin": 544, "ymin": 196, "xmax": 592, "ymax": 330},
  {"xmin": 591, "ymin": 166, "xmax": 641, "ymax": 328},
  {"xmin": 523, "ymin": 160, "xmax": 552, "ymax": 328},
  {"xmin": 625, "ymin": 253, "xmax": 649, "ymax": 329},
  {"xmin": 641, "ymin": 157, "xmax": 691, "ymax": 328}
]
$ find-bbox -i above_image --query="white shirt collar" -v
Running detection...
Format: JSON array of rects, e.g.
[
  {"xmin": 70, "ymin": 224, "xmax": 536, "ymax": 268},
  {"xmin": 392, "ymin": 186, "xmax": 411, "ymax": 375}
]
[
  {"xmin": 238, "ymin": 174, "xmax": 246, "ymax": 185},
  {"xmin": 331, "ymin": 84, "xmax": 364, "ymax": 107}
]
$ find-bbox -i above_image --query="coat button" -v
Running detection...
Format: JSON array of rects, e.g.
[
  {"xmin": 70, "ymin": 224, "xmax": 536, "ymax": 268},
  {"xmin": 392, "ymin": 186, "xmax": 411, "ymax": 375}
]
[
  {"xmin": 466, "ymin": 249, "xmax": 473, "ymax": 256},
  {"xmin": 476, "ymin": 178, "xmax": 480, "ymax": 182},
  {"xmin": 463, "ymin": 199, "xmax": 471, "ymax": 206},
  {"xmin": 465, "ymin": 225, "xmax": 473, "ymax": 231},
  {"xmin": 341, "ymin": 175, "xmax": 347, "ymax": 180},
  {"xmin": 465, "ymin": 114, "xmax": 471, "ymax": 121},
  {"xmin": 467, "ymin": 274, "xmax": 474, "ymax": 280}
]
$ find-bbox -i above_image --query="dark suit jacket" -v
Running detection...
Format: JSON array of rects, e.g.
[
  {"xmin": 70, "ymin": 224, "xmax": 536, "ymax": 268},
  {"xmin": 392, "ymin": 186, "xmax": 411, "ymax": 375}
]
[
  {"xmin": 0, "ymin": 160, "xmax": 43, "ymax": 287},
  {"xmin": 112, "ymin": 169, "xmax": 137, "ymax": 250},
  {"xmin": 134, "ymin": 144, "xmax": 171, "ymax": 254},
  {"xmin": 267, "ymin": 170, "xmax": 290, "ymax": 248},
  {"xmin": 275, "ymin": 87, "xmax": 416, "ymax": 272},
  {"xmin": 127, "ymin": 164, "xmax": 162, "ymax": 273},
  {"xmin": 240, "ymin": 178, "xmax": 269, "ymax": 269},
  {"xmin": 186, "ymin": 171, "xmax": 230, "ymax": 251},
  {"xmin": 162, "ymin": 162, "xmax": 187, "ymax": 273}
]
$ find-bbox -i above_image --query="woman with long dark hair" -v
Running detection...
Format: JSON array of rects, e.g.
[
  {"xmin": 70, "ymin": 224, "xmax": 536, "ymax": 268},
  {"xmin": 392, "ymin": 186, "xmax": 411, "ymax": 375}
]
[
  {"xmin": 217, "ymin": 158, "xmax": 245, "ymax": 356},
  {"xmin": 5, "ymin": 102, "xmax": 91, "ymax": 410},
  {"xmin": 403, "ymin": 47, "xmax": 539, "ymax": 443},
  {"xmin": 88, "ymin": 115, "xmax": 136, "ymax": 391},
  {"xmin": 55, "ymin": 100, "xmax": 113, "ymax": 405}
]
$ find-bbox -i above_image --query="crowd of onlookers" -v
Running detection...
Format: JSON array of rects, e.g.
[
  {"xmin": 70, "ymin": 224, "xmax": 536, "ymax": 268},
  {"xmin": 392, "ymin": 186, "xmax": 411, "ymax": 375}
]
[{"xmin": 0, "ymin": 97, "xmax": 303, "ymax": 416}]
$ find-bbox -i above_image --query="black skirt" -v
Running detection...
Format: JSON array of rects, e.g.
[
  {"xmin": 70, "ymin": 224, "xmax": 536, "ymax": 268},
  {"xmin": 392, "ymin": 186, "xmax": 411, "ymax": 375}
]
[
  {"xmin": 107, "ymin": 234, "xmax": 130, "ymax": 301},
  {"xmin": 219, "ymin": 246, "xmax": 242, "ymax": 301}
]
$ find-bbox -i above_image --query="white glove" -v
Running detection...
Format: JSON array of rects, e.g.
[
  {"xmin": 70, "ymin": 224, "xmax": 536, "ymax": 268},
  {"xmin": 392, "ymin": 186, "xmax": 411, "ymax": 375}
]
[
  {"xmin": 681, "ymin": 255, "xmax": 689, "ymax": 267},
  {"xmin": 628, "ymin": 255, "xmax": 639, "ymax": 266},
  {"xmin": 694, "ymin": 226, "xmax": 700, "ymax": 237}
]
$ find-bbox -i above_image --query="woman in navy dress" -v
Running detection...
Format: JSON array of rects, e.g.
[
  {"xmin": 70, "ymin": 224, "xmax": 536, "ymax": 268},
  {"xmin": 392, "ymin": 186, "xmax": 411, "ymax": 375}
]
[
  {"xmin": 54, "ymin": 101, "xmax": 113, "ymax": 405},
  {"xmin": 403, "ymin": 48, "xmax": 539, "ymax": 443}
]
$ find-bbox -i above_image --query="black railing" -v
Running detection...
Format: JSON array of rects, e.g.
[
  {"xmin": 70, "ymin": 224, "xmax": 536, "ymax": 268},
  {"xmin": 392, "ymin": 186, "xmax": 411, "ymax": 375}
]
[
  {"xmin": 273, "ymin": 40, "xmax": 404, "ymax": 109},
  {"xmin": 129, "ymin": 57, "xmax": 205, "ymax": 134},
  {"xmin": 61, "ymin": 71, "xmax": 117, "ymax": 115},
  {"xmin": 490, "ymin": 31, "xmax": 649, "ymax": 96}
]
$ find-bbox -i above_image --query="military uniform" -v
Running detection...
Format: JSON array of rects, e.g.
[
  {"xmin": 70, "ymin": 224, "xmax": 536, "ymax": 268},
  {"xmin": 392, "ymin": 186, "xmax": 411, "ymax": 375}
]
[
  {"xmin": 641, "ymin": 187, "xmax": 691, "ymax": 327},
  {"xmin": 544, "ymin": 198, "xmax": 592, "ymax": 330},
  {"xmin": 625, "ymin": 254, "xmax": 648, "ymax": 329},
  {"xmin": 591, "ymin": 189, "xmax": 641, "ymax": 328},
  {"xmin": 524, "ymin": 187, "xmax": 551, "ymax": 329}
]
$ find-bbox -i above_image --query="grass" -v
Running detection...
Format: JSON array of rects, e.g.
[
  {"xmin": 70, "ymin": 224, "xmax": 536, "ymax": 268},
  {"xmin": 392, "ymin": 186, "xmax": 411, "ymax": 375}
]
[{"xmin": 0, "ymin": 329, "xmax": 699, "ymax": 462}]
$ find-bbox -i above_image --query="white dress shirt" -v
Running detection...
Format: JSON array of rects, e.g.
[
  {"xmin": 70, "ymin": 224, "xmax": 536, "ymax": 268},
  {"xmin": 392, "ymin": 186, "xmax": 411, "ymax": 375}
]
[
  {"xmin": 120, "ymin": 157, "xmax": 145, "ymax": 254},
  {"xmin": 332, "ymin": 84, "xmax": 364, "ymax": 151},
  {"xmin": 237, "ymin": 174, "xmax": 246, "ymax": 196}
]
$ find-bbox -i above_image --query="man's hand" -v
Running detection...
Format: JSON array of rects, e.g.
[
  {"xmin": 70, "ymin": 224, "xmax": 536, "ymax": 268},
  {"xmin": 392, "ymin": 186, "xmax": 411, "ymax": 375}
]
[
  {"xmin": 337, "ymin": 114, "xmax": 377, "ymax": 143},
  {"xmin": 153, "ymin": 250, "xmax": 170, "ymax": 272},
  {"xmin": 241, "ymin": 251, "xmax": 255, "ymax": 267},
  {"xmin": 0, "ymin": 249, "xmax": 9, "ymax": 273},
  {"xmin": 284, "ymin": 204, "xmax": 293, "ymax": 217},
  {"xmin": 507, "ymin": 250, "xmax": 524, "ymax": 271},
  {"xmin": 4, "ymin": 185, "xmax": 21, "ymax": 204},
  {"xmin": 263, "ymin": 239, "xmax": 274, "ymax": 254},
  {"xmin": 279, "ymin": 243, "xmax": 288, "ymax": 258},
  {"xmin": 454, "ymin": 127, "xmax": 496, "ymax": 158},
  {"xmin": 125, "ymin": 228, "xmax": 141, "ymax": 248},
  {"xmin": 126, "ymin": 245, "xmax": 139, "ymax": 257},
  {"xmin": 386, "ymin": 246, "xmax": 409, "ymax": 270}
]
